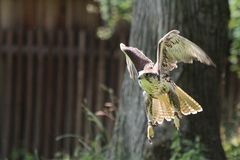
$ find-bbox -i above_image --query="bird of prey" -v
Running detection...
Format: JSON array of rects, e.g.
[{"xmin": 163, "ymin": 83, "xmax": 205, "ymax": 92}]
[{"xmin": 120, "ymin": 30, "xmax": 215, "ymax": 142}]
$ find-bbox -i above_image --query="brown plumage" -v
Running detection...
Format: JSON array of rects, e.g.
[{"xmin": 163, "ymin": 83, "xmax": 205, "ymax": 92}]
[{"xmin": 120, "ymin": 30, "xmax": 215, "ymax": 142}]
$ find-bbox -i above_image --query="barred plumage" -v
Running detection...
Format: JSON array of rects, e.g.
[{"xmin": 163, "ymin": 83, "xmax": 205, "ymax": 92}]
[{"xmin": 120, "ymin": 30, "xmax": 215, "ymax": 142}]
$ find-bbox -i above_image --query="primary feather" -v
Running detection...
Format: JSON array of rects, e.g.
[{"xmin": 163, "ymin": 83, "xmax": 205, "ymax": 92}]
[
  {"xmin": 157, "ymin": 30, "xmax": 216, "ymax": 73},
  {"xmin": 120, "ymin": 43, "xmax": 153, "ymax": 80},
  {"xmin": 120, "ymin": 30, "xmax": 214, "ymax": 142}
]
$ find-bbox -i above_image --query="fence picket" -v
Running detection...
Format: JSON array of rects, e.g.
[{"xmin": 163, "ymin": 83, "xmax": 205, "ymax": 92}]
[
  {"xmin": 0, "ymin": 29, "xmax": 127, "ymax": 158},
  {"xmin": 75, "ymin": 31, "xmax": 86, "ymax": 145},
  {"xmin": 96, "ymin": 40, "xmax": 106, "ymax": 112},
  {"xmin": 2, "ymin": 30, "xmax": 14, "ymax": 157},
  {"xmin": 64, "ymin": 30, "xmax": 75, "ymax": 153},
  {"xmin": 24, "ymin": 30, "xmax": 34, "ymax": 149},
  {"xmin": 0, "ymin": 30, "xmax": 4, "ymax": 158},
  {"xmin": 43, "ymin": 31, "xmax": 54, "ymax": 157},
  {"xmin": 54, "ymin": 30, "xmax": 65, "ymax": 153},
  {"xmin": 84, "ymin": 33, "xmax": 95, "ymax": 142},
  {"xmin": 13, "ymin": 30, "xmax": 23, "ymax": 150},
  {"xmin": 33, "ymin": 30, "xmax": 44, "ymax": 153}
]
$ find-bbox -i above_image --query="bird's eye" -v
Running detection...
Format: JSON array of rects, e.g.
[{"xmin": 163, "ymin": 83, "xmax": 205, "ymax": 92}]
[{"xmin": 145, "ymin": 73, "xmax": 150, "ymax": 77}]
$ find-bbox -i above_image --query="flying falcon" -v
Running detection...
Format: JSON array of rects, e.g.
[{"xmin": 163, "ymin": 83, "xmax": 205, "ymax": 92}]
[{"xmin": 120, "ymin": 30, "xmax": 215, "ymax": 142}]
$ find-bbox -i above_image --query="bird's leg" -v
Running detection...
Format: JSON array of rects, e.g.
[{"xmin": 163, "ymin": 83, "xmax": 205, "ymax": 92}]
[
  {"xmin": 174, "ymin": 112, "xmax": 181, "ymax": 130},
  {"xmin": 173, "ymin": 108, "xmax": 183, "ymax": 130},
  {"xmin": 147, "ymin": 121, "xmax": 154, "ymax": 143},
  {"xmin": 143, "ymin": 92, "xmax": 154, "ymax": 143}
]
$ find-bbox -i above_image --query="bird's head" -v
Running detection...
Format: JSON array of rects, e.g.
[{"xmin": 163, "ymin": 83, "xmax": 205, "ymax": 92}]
[
  {"xmin": 138, "ymin": 63, "xmax": 159, "ymax": 81},
  {"xmin": 137, "ymin": 70, "xmax": 160, "ymax": 93},
  {"xmin": 138, "ymin": 71, "xmax": 158, "ymax": 80}
]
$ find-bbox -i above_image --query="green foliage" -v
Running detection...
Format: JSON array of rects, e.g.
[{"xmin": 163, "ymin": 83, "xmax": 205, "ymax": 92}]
[
  {"xmin": 83, "ymin": 103, "xmax": 108, "ymax": 143},
  {"xmin": 54, "ymin": 143, "xmax": 106, "ymax": 160},
  {"xmin": 54, "ymin": 85, "xmax": 118, "ymax": 160},
  {"xmin": 229, "ymin": 0, "xmax": 240, "ymax": 77},
  {"xmin": 10, "ymin": 149, "xmax": 36, "ymax": 160},
  {"xmin": 170, "ymin": 132, "xmax": 207, "ymax": 160},
  {"xmin": 8, "ymin": 86, "xmax": 117, "ymax": 160},
  {"xmin": 224, "ymin": 143, "xmax": 240, "ymax": 160},
  {"xmin": 223, "ymin": 135, "xmax": 240, "ymax": 160},
  {"xmin": 54, "ymin": 102, "xmax": 108, "ymax": 160},
  {"xmin": 98, "ymin": 0, "xmax": 132, "ymax": 39}
]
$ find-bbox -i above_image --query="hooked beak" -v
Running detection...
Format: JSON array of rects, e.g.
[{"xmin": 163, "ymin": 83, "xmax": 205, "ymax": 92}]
[
  {"xmin": 138, "ymin": 75, "xmax": 143, "ymax": 80},
  {"xmin": 137, "ymin": 71, "xmax": 144, "ymax": 80}
]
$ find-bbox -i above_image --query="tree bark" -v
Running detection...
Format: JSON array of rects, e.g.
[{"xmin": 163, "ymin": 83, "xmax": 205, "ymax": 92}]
[{"xmin": 108, "ymin": 0, "xmax": 229, "ymax": 160}]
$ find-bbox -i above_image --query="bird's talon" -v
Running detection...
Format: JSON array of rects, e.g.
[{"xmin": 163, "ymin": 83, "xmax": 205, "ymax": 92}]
[
  {"xmin": 148, "ymin": 139, "xmax": 153, "ymax": 144},
  {"xmin": 147, "ymin": 124, "xmax": 154, "ymax": 142}
]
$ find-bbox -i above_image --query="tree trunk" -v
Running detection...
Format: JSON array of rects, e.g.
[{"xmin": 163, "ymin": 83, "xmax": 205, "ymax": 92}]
[{"xmin": 108, "ymin": 0, "xmax": 229, "ymax": 160}]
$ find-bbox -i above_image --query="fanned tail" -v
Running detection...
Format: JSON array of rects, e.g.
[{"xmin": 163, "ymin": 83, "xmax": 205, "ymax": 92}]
[
  {"xmin": 151, "ymin": 94, "xmax": 174, "ymax": 125},
  {"xmin": 148, "ymin": 86, "xmax": 202, "ymax": 124},
  {"xmin": 175, "ymin": 86, "xmax": 203, "ymax": 115}
]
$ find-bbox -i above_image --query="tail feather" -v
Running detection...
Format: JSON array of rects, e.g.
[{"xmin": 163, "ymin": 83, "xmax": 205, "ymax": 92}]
[
  {"xmin": 151, "ymin": 94, "xmax": 174, "ymax": 124},
  {"xmin": 161, "ymin": 95, "xmax": 174, "ymax": 121},
  {"xmin": 175, "ymin": 86, "xmax": 203, "ymax": 115},
  {"xmin": 151, "ymin": 98, "xmax": 164, "ymax": 124},
  {"xmin": 148, "ymin": 86, "xmax": 202, "ymax": 125}
]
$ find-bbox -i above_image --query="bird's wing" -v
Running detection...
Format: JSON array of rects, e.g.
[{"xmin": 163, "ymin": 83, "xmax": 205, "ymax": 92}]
[
  {"xmin": 156, "ymin": 30, "xmax": 216, "ymax": 73},
  {"xmin": 120, "ymin": 43, "xmax": 154, "ymax": 80}
]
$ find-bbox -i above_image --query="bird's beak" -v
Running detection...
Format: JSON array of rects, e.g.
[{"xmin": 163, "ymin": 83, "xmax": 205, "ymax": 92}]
[
  {"xmin": 137, "ymin": 75, "xmax": 142, "ymax": 80},
  {"xmin": 138, "ymin": 73, "xmax": 144, "ymax": 80},
  {"xmin": 138, "ymin": 71, "xmax": 144, "ymax": 80}
]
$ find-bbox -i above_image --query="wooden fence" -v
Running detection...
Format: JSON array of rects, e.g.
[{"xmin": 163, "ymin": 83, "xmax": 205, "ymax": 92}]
[{"xmin": 0, "ymin": 29, "xmax": 127, "ymax": 158}]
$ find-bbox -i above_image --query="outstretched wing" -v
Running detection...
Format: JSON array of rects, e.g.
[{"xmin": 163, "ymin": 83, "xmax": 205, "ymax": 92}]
[
  {"xmin": 156, "ymin": 30, "xmax": 216, "ymax": 73},
  {"xmin": 120, "ymin": 43, "xmax": 154, "ymax": 80}
]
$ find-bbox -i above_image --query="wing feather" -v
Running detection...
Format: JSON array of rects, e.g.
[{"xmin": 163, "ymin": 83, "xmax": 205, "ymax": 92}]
[
  {"xmin": 125, "ymin": 54, "xmax": 138, "ymax": 80},
  {"xmin": 157, "ymin": 30, "xmax": 216, "ymax": 73},
  {"xmin": 120, "ymin": 43, "xmax": 153, "ymax": 79}
]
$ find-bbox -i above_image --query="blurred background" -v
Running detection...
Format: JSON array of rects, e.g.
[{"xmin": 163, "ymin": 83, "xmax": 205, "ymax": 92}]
[
  {"xmin": 0, "ymin": 0, "xmax": 128, "ymax": 159},
  {"xmin": 0, "ymin": 0, "xmax": 239, "ymax": 159}
]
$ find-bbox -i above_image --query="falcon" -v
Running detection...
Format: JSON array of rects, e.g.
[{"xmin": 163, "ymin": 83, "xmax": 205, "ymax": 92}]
[{"xmin": 120, "ymin": 30, "xmax": 215, "ymax": 142}]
